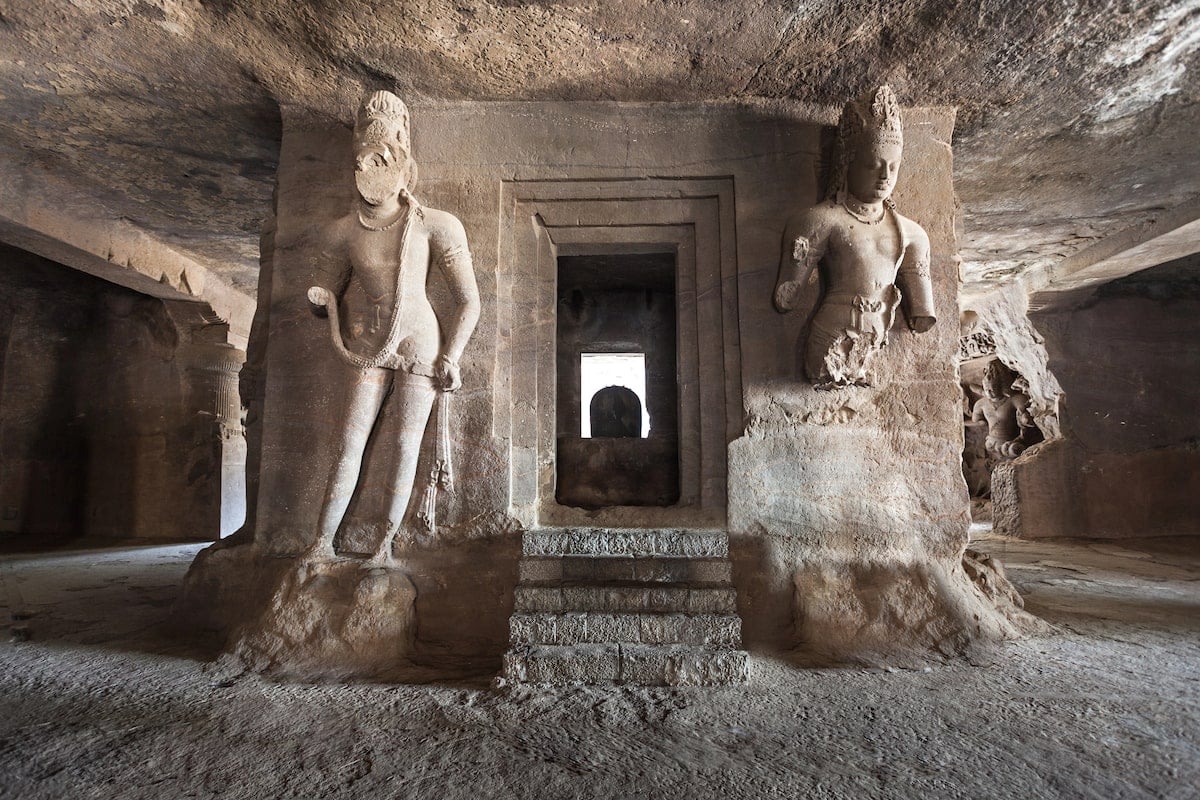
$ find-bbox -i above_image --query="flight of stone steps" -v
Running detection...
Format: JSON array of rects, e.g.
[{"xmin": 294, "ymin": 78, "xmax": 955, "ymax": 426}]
[{"xmin": 501, "ymin": 527, "xmax": 749, "ymax": 686}]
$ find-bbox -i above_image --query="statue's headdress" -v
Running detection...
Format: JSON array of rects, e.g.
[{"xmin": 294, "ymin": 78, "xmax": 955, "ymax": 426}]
[
  {"xmin": 825, "ymin": 85, "xmax": 904, "ymax": 202},
  {"xmin": 355, "ymin": 91, "xmax": 410, "ymax": 159},
  {"xmin": 353, "ymin": 89, "xmax": 420, "ymax": 199},
  {"xmin": 984, "ymin": 358, "xmax": 1019, "ymax": 399}
]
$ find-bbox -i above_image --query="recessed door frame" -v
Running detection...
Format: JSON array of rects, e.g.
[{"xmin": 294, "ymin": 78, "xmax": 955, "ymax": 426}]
[{"xmin": 498, "ymin": 178, "xmax": 740, "ymax": 528}]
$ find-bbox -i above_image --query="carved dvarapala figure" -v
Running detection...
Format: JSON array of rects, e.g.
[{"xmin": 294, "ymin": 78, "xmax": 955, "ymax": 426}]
[
  {"xmin": 774, "ymin": 85, "xmax": 936, "ymax": 388},
  {"xmin": 307, "ymin": 90, "xmax": 481, "ymax": 561}
]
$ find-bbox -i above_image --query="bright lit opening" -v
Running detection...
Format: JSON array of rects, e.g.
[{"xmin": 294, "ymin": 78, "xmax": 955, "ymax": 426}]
[{"xmin": 580, "ymin": 353, "xmax": 649, "ymax": 438}]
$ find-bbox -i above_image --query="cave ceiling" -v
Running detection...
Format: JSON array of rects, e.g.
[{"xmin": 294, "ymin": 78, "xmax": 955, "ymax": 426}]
[{"xmin": 0, "ymin": 0, "xmax": 1197, "ymax": 298}]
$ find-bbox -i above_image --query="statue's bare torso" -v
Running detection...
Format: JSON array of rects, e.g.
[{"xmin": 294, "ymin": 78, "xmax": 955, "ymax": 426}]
[
  {"xmin": 324, "ymin": 207, "xmax": 470, "ymax": 370},
  {"xmin": 774, "ymin": 200, "xmax": 934, "ymax": 388},
  {"xmin": 777, "ymin": 201, "xmax": 926, "ymax": 308}
]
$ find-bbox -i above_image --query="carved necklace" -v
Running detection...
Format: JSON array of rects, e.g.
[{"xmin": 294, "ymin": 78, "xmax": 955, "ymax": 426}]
[
  {"xmin": 357, "ymin": 207, "xmax": 406, "ymax": 231},
  {"xmin": 318, "ymin": 201, "xmax": 419, "ymax": 370},
  {"xmin": 841, "ymin": 197, "xmax": 886, "ymax": 226}
]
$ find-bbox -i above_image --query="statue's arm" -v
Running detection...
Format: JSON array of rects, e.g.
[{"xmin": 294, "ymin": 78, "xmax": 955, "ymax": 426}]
[
  {"xmin": 969, "ymin": 398, "xmax": 987, "ymax": 425},
  {"xmin": 896, "ymin": 222, "xmax": 935, "ymax": 333},
  {"xmin": 307, "ymin": 223, "xmax": 351, "ymax": 316},
  {"xmin": 1013, "ymin": 394, "xmax": 1035, "ymax": 427},
  {"xmin": 430, "ymin": 213, "xmax": 481, "ymax": 390},
  {"xmin": 773, "ymin": 212, "xmax": 826, "ymax": 313}
]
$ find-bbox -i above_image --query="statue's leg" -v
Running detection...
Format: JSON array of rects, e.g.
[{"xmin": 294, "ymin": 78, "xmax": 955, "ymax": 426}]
[
  {"xmin": 360, "ymin": 374, "xmax": 437, "ymax": 562},
  {"xmin": 805, "ymin": 302, "xmax": 837, "ymax": 386},
  {"xmin": 309, "ymin": 368, "xmax": 391, "ymax": 558}
]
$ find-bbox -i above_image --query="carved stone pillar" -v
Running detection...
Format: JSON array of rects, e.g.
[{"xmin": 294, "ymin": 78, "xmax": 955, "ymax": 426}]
[
  {"xmin": 164, "ymin": 299, "xmax": 248, "ymax": 541},
  {"xmin": 180, "ymin": 342, "xmax": 247, "ymax": 539}
]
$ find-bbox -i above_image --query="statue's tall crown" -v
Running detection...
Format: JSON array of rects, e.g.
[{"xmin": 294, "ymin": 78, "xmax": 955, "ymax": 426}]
[
  {"xmin": 354, "ymin": 90, "xmax": 411, "ymax": 160},
  {"xmin": 858, "ymin": 85, "xmax": 903, "ymax": 147},
  {"xmin": 826, "ymin": 85, "xmax": 905, "ymax": 201}
]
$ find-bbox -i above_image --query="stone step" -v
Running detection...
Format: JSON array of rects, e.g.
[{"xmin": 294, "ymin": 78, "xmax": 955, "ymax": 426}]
[
  {"xmin": 509, "ymin": 611, "xmax": 741, "ymax": 646},
  {"xmin": 514, "ymin": 584, "xmax": 738, "ymax": 614},
  {"xmin": 503, "ymin": 643, "xmax": 749, "ymax": 686},
  {"xmin": 523, "ymin": 528, "xmax": 728, "ymax": 558},
  {"xmin": 518, "ymin": 556, "xmax": 731, "ymax": 585},
  {"xmin": 506, "ymin": 527, "xmax": 746, "ymax": 686}
]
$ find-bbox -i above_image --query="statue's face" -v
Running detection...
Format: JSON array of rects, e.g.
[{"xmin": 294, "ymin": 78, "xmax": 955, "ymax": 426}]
[
  {"xmin": 984, "ymin": 365, "xmax": 1013, "ymax": 401},
  {"xmin": 846, "ymin": 138, "xmax": 902, "ymax": 204},
  {"xmin": 354, "ymin": 144, "xmax": 406, "ymax": 206}
]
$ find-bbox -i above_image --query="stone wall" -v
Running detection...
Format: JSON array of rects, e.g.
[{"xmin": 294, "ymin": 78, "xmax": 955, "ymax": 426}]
[
  {"xmin": 192, "ymin": 99, "xmax": 1032, "ymax": 673},
  {"xmin": 0, "ymin": 243, "xmax": 240, "ymax": 543},
  {"xmin": 994, "ymin": 255, "xmax": 1200, "ymax": 540},
  {"xmin": 726, "ymin": 109, "xmax": 1031, "ymax": 659}
]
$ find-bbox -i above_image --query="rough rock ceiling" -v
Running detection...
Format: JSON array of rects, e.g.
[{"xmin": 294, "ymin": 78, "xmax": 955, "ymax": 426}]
[{"xmin": 1, "ymin": 0, "xmax": 1197, "ymax": 298}]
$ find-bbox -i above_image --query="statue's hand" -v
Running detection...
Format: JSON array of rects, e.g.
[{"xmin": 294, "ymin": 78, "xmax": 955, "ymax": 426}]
[
  {"xmin": 773, "ymin": 281, "xmax": 803, "ymax": 312},
  {"xmin": 436, "ymin": 355, "xmax": 462, "ymax": 392},
  {"xmin": 307, "ymin": 286, "xmax": 332, "ymax": 316},
  {"xmin": 909, "ymin": 315, "xmax": 935, "ymax": 334}
]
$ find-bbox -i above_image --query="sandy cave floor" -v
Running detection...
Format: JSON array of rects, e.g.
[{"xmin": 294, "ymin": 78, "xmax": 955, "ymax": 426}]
[{"xmin": 0, "ymin": 534, "xmax": 1197, "ymax": 800}]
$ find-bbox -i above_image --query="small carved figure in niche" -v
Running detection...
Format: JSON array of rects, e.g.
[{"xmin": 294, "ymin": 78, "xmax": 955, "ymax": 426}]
[
  {"xmin": 1010, "ymin": 374, "xmax": 1044, "ymax": 449},
  {"xmin": 773, "ymin": 85, "xmax": 936, "ymax": 389},
  {"xmin": 590, "ymin": 386, "xmax": 642, "ymax": 438},
  {"xmin": 969, "ymin": 359, "xmax": 1038, "ymax": 460},
  {"xmin": 959, "ymin": 310, "xmax": 997, "ymax": 361},
  {"xmin": 960, "ymin": 373, "xmax": 991, "ymax": 496},
  {"xmin": 307, "ymin": 90, "xmax": 481, "ymax": 562}
]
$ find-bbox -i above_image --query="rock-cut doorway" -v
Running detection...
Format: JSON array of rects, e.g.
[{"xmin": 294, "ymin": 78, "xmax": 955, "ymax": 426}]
[
  {"xmin": 499, "ymin": 177, "xmax": 739, "ymax": 529},
  {"xmin": 555, "ymin": 252, "xmax": 680, "ymax": 509}
]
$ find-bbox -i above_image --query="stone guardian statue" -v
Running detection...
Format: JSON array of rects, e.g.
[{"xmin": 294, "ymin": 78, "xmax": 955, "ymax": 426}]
[
  {"xmin": 306, "ymin": 90, "xmax": 480, "ymax": 562},
  {"xmin": 773, "ymin": 85, "xmax": 936, "ymax": 388}
]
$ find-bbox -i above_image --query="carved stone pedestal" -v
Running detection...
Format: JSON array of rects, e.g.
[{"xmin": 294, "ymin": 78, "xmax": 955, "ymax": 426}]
[
  {"xmin": 502, "ymin": 528, "xmax": 749, "ymax": 686},
  {"xmin": 177, "ymin": 544, "xmax": 417, "ymax": 681},
  {"xmin": 789, "ymin": 548, "xmax": 1041, "ymax": 664}
]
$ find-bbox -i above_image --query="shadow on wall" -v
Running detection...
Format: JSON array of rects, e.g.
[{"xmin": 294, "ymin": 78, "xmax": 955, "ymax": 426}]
[
  {"xmin": 0, "ymin": 242, "xmax": 238, "ymax": 546},
  {"xmin": 995, "ymin": 254, "xmax": 1200, "ymax": 541}
]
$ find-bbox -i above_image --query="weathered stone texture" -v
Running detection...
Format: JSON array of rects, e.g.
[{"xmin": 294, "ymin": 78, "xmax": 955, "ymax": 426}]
[
  {"xmin": 617, "ymin": 645, "xmax": 749, "ymax": 687},
  {"xmin": 995, "ymin": 255, "xmax": 1200, "ymax": 539},
  {"xmin": 525, "ymin": 527, "xmax": 728, "ymax": 558},
  {"xmin": 729, "ymin": 109, "xmax": 1039, "ymax": 661},
  {"xmin": 505, "ymin": 528, "xmax": 748, "ymax": 685},
  {"xmin": 514, "ymin": 585, "xmax": 738, "ymax": 615},
  {"xmin": 0, "ymin": 243, "xmax": 241, "ymax": 543},
  {"xmin": 504, "ymin": 643, "xmax": 749, "ymax": 688},
  {"xmin": 510, "ymin": 612, "xmax": 740, "ymax": 647},
  {"xmin": 181, "ymin": 545, "xmax": 418, "ymax": 681},
  {"xmin": 2, "ymin": 2, "xmax": 1197, "ymax": 303}
]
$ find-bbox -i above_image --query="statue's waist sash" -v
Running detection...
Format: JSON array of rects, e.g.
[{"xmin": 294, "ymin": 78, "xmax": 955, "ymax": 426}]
[
  {"xmin": 376, "ymin": 352, "xmax": 437, "ymax": 377},
  {"xmin": 818, "ymin": 288, "xmax": 902, "ymax": 337}
]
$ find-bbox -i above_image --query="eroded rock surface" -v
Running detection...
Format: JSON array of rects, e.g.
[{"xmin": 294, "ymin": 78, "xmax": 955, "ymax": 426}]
[
  {"xmin": 1, "ymin": 1, "xmax": 1197, "ymax": 295},
  {"xmin": 993, "ymin": 255, "xmax": 1200, "ymax": 540}
]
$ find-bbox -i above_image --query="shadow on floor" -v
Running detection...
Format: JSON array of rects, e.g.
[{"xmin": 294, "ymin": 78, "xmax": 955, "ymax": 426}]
[
  {"xmin": 1015, "ymin": 580, "xmax": 1200, "ymax": 633},
  {"xmin": 0, "ymin": 542, "xmax": 223, "ymax": 663}
]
